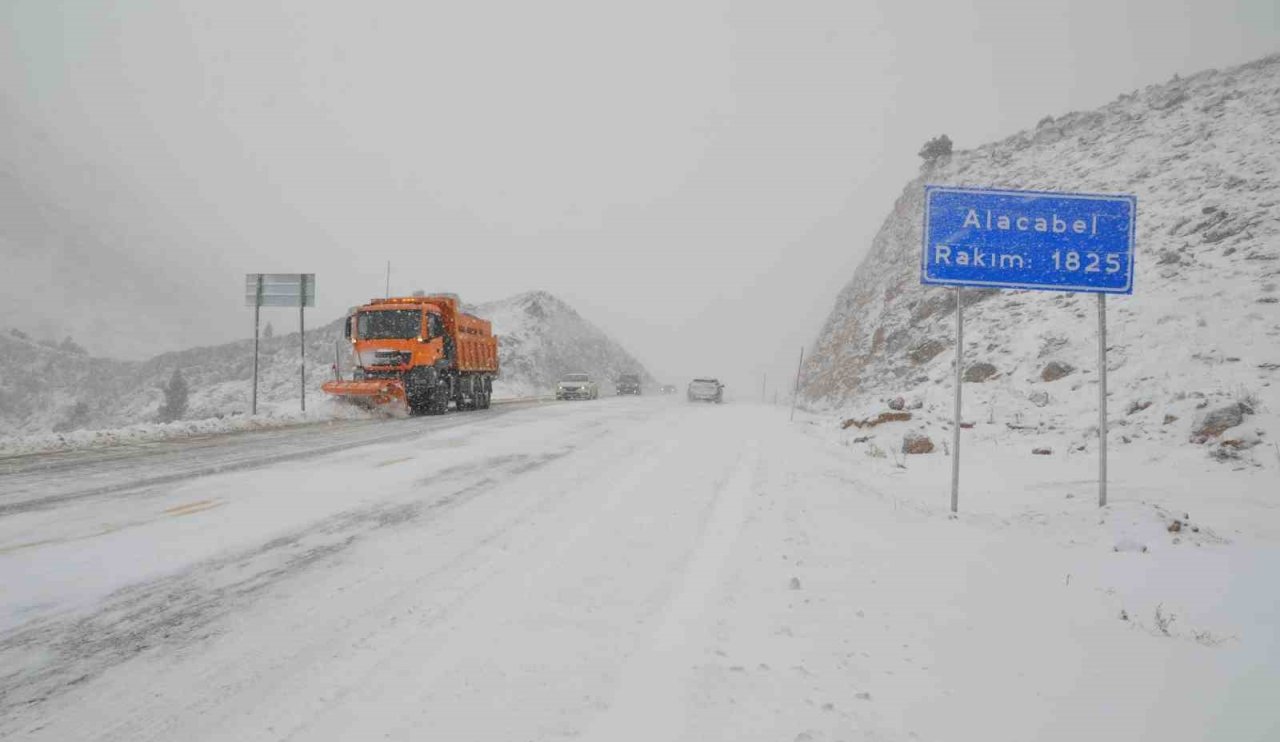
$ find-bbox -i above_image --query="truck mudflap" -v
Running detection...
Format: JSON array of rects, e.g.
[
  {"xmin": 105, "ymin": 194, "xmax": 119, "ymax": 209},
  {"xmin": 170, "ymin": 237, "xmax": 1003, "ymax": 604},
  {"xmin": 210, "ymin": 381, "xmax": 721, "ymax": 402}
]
[{"xmin": 321, "ymin": 379, "xmax": 406, "ymax": 407}]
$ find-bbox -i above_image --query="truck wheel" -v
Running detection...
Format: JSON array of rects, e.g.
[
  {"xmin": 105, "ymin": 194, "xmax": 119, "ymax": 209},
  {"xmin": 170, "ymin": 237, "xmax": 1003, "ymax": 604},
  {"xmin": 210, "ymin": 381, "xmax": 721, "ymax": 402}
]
[
  {"xmin": 427, "ymin": 382, "xmax": 450, "ymax": 415},
  {"xmin": 405, "ymin": 368, "xmax": 434, "ymax": 416}
]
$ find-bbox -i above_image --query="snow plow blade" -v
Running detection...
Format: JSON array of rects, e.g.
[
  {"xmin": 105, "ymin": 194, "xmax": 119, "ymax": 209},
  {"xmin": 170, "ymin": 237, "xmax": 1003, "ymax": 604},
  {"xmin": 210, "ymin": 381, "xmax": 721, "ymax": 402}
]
[{"xmin": 321, "ymin": 379, "xmax": 406, "ymax": 407}]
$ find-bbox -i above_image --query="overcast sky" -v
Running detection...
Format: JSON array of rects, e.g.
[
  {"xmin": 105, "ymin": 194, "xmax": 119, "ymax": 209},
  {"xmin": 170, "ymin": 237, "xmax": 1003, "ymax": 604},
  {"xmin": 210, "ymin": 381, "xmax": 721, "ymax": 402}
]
[{"xmin": 2, "ymin": 0, "xmax": 1277, "ymax": 391}]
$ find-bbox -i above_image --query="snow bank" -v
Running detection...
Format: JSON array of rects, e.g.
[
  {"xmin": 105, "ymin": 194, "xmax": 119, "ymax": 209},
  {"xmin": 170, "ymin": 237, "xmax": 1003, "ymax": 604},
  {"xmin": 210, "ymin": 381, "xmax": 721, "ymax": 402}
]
[{"xmin": 0, "ymin": 398, "xmax": 374, "ymax": 457}]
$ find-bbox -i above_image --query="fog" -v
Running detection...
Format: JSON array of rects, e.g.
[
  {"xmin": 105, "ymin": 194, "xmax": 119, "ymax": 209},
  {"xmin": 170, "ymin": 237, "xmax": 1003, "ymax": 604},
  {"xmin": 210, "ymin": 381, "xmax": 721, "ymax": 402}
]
[{"xmin": 2, "ymin": 0, "xmax": 1276, "ymax": 391}]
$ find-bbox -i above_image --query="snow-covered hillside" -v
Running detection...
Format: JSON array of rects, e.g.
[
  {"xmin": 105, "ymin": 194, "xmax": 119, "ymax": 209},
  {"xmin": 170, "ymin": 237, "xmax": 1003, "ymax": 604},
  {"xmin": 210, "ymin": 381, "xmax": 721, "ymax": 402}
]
[
  {"xmin": 802, "ymin": 53, "xmax": 1280, "ymax": 468},
  {"xmin": 474, "ymin": 291, "xmax": 653, "ymax": 398},
  {"xmin": 0, "ymin": 290, "xmax": 651, "ymax": 436}
]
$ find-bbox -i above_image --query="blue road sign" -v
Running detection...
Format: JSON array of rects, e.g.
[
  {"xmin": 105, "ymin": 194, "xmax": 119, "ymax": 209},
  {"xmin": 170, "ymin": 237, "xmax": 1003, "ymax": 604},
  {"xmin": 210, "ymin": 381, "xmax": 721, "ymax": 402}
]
[{"xmin": 922, "ymin": 186, "xmax": 1136, "ymax": 294}]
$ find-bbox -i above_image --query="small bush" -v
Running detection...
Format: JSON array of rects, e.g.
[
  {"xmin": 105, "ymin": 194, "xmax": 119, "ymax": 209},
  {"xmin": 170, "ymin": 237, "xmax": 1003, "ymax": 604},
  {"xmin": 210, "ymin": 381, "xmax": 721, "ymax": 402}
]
[
  {"xmin": 158, "ymin": 368, "xmax": 190, "ymax": 423},
  {"xmin": 918, "ymin": 134, "xmax": 953, "ymax": 163}
]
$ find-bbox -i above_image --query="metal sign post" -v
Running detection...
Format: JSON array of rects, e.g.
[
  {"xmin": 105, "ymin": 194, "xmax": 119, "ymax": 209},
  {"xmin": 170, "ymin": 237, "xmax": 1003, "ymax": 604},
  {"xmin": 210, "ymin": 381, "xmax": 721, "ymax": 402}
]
[
  {"xmin": 1098, "ymin": 293, "xmax": 1107, "ymax": 506},
  {"xmin": 245, "ymin": 273, "xmax": 316, "ymax": 416},
  {"xmin": 252, "ymin": 275, "xmax": 263, "ymax": 415},
  {"xmin": 951, "ymin": 288, "xmax": 963, "ymax": 513},
  {"xmin": 300, "ymin": 274, "xmax": 307, "ymax": 413},
  {"xmin": 790, "ymin": 345, "xmax": 805, "ymax": 422},
  {"xmin": 922, "ymin": 186, "xmax": 1135, "ymax": 512}
]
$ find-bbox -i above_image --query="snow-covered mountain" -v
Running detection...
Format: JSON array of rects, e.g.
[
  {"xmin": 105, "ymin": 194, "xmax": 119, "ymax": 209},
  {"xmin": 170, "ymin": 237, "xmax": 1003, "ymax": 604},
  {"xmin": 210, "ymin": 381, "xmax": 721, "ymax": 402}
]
[
  {"xmin": 802, "ymin": 53, "xmax": 1279, "ymax": 461},
  {"xmin": 472, "ymin": 290, "xmax": 653, "ymax": 398},
  {"xmin": 0, "ymin": 290, "xmax": 651, "ymax": 435}
]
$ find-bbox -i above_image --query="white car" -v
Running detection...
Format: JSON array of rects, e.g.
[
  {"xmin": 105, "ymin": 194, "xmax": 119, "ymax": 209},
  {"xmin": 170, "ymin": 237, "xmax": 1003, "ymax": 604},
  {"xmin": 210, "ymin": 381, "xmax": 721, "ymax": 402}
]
[{"xmin": 556, "ymin": 373, "xmax": 599, "ymax": 400}]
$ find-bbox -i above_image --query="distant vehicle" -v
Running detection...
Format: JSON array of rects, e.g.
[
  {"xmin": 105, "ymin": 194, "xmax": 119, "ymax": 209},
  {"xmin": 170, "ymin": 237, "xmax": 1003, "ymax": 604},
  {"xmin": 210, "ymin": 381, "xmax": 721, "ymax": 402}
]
[
  {"xmin": 557, "ymin": 373, "xmax": 599, "ymax": 400},
  {"xmin": 687, "ymin": 378, "xmax": 724, "ymax": 404},
  {"xmin": 658, "ymin": 384, "xmax": 677, "ymax": 394},
  {"xmin": 615, "ymin": 373, "xmax": 642, "ymax": 395}
]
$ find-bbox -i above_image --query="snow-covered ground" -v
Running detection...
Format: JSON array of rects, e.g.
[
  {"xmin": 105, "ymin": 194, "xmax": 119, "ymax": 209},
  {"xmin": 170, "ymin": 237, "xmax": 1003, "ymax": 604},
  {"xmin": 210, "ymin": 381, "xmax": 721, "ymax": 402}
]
[{"xmin": 1, "ymin": 397, "xmax": 1275, "ymax": 740}]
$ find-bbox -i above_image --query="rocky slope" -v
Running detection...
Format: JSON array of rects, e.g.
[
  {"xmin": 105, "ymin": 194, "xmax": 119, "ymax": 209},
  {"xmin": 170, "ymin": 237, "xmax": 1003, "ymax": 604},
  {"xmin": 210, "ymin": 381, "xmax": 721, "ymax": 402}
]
[
  {"xmin": 801, "ymin": 53, "xmax": 1280, "ymax": 462},
  {"xmin": 0, "ymin": 291, "xmax": 651, "ymax": 435}
]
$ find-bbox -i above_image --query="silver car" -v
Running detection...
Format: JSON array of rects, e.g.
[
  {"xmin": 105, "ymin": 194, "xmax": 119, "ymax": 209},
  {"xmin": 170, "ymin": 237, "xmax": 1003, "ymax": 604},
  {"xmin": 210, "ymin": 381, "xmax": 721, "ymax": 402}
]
[
  {"xmin": 687, "ymin": 378, "xmax": 724, "ymax": 403},
  {"xmin": 556, "ymin": 373, "xmax": 599, "ymax": 400}
]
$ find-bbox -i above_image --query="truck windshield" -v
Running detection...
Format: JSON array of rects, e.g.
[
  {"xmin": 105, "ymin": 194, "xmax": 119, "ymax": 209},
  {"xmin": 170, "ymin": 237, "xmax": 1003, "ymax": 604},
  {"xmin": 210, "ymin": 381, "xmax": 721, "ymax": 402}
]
[
  {"xmin": 563, "ymin": 374, "xmax": 589, "ymax": 382},
  {"xmin": 357, "ymin": 310, "xmax": 421, "ymax": 340}
]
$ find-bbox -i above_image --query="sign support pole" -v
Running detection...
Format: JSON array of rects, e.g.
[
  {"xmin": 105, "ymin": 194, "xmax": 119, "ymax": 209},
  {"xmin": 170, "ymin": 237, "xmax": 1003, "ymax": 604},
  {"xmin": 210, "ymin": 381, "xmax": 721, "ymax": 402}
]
[
  {"xmin": 790, "ymin": 346, "xmax": 804, "ymax": 422},
  {"xmin": 1098, "ymin": 293, "xmax": 1108, "ymax": 507},
  {"xmin": 252, "ymin": 274, "xmax": 263, "ymax": 415},
  {"xmin": 951, "ymin": 287, "xmax": 963, "ymax": 513},
  {"xmin": 762, "ymin": 373, "xmax": 766, "ymax": 404},
  {"xmin": 300, "ymin": 273, "xmax": 306, "ymax": 413}
]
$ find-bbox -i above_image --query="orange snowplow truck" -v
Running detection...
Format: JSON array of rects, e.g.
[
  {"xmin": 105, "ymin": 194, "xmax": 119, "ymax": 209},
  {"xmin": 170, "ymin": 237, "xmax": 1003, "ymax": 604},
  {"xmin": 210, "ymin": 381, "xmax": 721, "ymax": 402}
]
[{"xmin": 322, "ymin": 294, "xmax": 498, "ymax": 415}]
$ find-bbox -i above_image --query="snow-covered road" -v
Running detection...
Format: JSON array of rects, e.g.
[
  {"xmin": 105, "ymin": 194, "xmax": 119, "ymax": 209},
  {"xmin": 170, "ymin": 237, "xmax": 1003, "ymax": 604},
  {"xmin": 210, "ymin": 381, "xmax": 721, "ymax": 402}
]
[{"xmin": 1, "ymin": 397, "xmax": 1276, "ymax": 740}]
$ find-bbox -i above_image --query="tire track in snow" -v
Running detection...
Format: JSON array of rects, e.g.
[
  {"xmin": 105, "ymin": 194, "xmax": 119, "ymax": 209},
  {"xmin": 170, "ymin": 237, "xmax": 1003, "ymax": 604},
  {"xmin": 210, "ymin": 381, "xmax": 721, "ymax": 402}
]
[{"xmin": 584, "ymin": 438, "xmax": 758, "ymax": 742}]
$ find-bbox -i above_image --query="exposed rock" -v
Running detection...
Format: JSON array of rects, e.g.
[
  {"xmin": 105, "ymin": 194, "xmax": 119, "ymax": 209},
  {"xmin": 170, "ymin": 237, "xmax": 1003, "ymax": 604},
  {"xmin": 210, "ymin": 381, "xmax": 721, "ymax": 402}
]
[
  {"xmin": 1127, "ymin": 400, "xmax": 1153, "ymax": 415},
  {"xmin": 887, "ymin": 396, "xmax": 906, "ymax": 410},
  {"xmin": 1191, "ymin": 402, "xmax": 1252, "ymax": 440},
  {"xmin": 1032, "ymin": 447, "xmax": 1052, "ymax": 455},
  {"xmin": 963, "ymin": 362, "xmax": 998, "ymax": 383},
  {"xmin": 908, "ymin": 339, "xmax": 947, "ymax": 365},
  {"xmin": 1028, "ymin": 390, "xmax": 1051, "ymax": 408},
  {"xmin": 843, "ymin": 411, "xmax": 912, "ymax": 429},
  {"xmin": 788, "ymin": 576, "xmax": 802, "ymax": 590},
  {"xmin": 902, "ymin": 433, "xmax": 935, "ymax": 454},
  {"xmin": 1040, "ymin": 361, "xmax": 1076, "ymax": 382},
  {"xmin": 1163, "ymin": 414, "xmax": 1179, "ymax": 425}
]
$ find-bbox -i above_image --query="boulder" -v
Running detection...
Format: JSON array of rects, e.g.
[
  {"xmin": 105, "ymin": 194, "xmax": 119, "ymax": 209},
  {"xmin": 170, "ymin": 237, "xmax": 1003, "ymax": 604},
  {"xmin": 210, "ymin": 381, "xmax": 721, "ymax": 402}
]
[
  {"xmin": 902, "ymin": 433, "xmax": 935, "ymax": 454},
  {"xmin": 843, "ymin": 411, "xmax": 912, "ymax": 429},
  {"xmin": 1191, "ymin": 402, "xmax": 1252, "ymax": 440},
  {"xmin": 1127, "ymin": 399, "xmax": 1153, "ymax": 415},
  {"xmin": 1032, "ymin": 447, "xmax": 1053, "ymax": 455},
  {"xmin": 908, "ymin": 339, "xmax": 946, "ymax": 365},
  {"xmin": 887, "ymin": 396, "xmax": 906, "ymax": 411},
  {"xmin": 1040, "ymin": 361, "xmax": 1076, "ymax": 382},
  {"xmin": 1028, "ymin": 390, "xmax": 1051, "ymax": 408},
  {"xmin": 963, "ymin": 362, "xmax": 998, "ymax": 383}
]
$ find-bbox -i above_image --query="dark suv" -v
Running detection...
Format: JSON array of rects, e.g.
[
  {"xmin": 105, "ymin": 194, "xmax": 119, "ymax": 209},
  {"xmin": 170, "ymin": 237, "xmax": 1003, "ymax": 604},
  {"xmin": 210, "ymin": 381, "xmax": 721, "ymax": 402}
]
[{"xmin": 615, "ymin": 374, "xmax": 642, "ymax": 395}]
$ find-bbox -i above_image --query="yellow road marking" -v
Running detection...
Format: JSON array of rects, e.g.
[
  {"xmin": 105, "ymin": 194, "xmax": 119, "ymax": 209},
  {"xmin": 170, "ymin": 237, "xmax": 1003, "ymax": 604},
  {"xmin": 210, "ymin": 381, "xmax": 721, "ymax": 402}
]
[{"xmin": 163, "ymin": 500, "xmax": 224, "ymax": 517}]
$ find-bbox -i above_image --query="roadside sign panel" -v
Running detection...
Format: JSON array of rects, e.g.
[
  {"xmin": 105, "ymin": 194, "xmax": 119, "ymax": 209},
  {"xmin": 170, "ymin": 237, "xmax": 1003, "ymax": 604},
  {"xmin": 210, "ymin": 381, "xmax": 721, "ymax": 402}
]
[
  {"xmin": 922, "ymin": 186, "xmax": 1136, "ymax": 294},
  {"xmin": 245, "ymin": 273, "xmax": 316, "ymax": 307}
]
